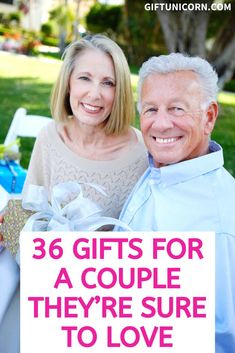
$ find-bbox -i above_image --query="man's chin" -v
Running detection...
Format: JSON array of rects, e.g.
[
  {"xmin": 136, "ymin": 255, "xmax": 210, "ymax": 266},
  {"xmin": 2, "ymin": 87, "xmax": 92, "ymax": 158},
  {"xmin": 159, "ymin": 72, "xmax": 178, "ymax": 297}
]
[{"xmin": 153, "ymin": 156, "xmax": 183, "ymax": 168}]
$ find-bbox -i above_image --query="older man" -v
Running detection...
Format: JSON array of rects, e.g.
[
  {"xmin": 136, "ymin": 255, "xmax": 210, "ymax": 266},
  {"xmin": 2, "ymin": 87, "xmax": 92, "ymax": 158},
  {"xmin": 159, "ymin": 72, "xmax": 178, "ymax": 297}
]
[{"xmin": 119, "ymin": 53, "xmax": 235, "ymax": 353}]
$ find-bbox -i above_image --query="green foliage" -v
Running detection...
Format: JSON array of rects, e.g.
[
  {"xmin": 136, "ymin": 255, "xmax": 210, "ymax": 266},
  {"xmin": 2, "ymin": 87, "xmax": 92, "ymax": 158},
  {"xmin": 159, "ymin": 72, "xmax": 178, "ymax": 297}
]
[
  {"xmin": 120, "ymin": 1, "xmax": 165, "ymax": 66},
  {"xmin": 86, "ymin": 3, "xmax": 122, "ymax": 35},
  {"xmin": 212, "ymin": 100, "xmax": 235, "ymax": 176},
  {"xmin": 38, "ymin": 51, "xmax": 61, "ymax": 60},
  {"xmin": 0, "ymin": 27, "xmax": 41, "ymax": 55},
  {"xmin": 0, "ymin": 26, "xmax": 41, "ymax": 55},
  {"xmin": 0, "ymin": 11, "xmax": 21, "ymax": 27},
  {"xmin": 207, "ymin": 0, "xmax": 232, "ymax": 39},
  {"xmin": 0, "ymin": 12, "xmax": 4, "ymax": 23},
  {"xmin": 40, "ymin": 21, "xmax": 59, "ymax": 47},
  {"xmin": 48, "ymin": 4, "xmax": 75, "ymax": 52},
  {"xmin": 41, "ymin": 22, "xmax": 54, "ymax": 37},
  {"xmin": 8, "ymin": 12, "xmax": 21, "ymax": 24},
  {"xmin": 49, "ymin": 5, "xmax": 74, "ymax": 28},
  {"xmin": 224, "ymin": 80, "xmax": 235, "ymax": 93},
  {"xmin": 21, "ymin": 30, "xmax": 41, "ymax": 55},
  {"xmin": 40, "ymin": 36, "xmax": 59, "ymax": 47},
  {"xmin": 0, "ymin": 53, "xmax": 61, "ymax": 167},
  {"xmin": 0, "ymin": 23, "xmax": 59, "ymax": 52},
  {"xmin": 0, "ymin": 25, "xmax": 15, "ymax": 36}
]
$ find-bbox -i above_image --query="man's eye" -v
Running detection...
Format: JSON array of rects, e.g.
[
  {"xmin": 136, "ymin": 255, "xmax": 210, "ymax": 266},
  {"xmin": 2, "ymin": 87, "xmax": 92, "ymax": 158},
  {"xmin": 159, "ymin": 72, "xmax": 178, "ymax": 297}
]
[
  {"xmin": 169, "ymin": 107, "xmax": 185, "ymax": 115},
  {"xmin": 145, "ymin": 107, "xmax": 157, "ymax": 114},
  {"xmin": 172, "ymin": 107, "xmax": 183, "ymax": 111}
]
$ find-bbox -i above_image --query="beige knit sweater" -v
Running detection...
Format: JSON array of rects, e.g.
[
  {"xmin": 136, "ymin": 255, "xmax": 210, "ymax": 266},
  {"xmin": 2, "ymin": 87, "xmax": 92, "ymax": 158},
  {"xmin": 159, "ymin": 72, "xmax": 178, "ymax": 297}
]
[{"xmin": 23, "ymin": 121, "xmax": 148, "ymax": 219}]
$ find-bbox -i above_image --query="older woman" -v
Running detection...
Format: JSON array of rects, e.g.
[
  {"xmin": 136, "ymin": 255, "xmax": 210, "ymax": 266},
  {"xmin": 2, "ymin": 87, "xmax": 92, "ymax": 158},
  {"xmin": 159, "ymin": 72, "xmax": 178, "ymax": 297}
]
[
  {"xmin": 23, "ymin": 34, "xmax": 148, "ymax": 218},
  {"xmin": 0, "ymin": 34, "xmax": 148, "ymax": 353}
]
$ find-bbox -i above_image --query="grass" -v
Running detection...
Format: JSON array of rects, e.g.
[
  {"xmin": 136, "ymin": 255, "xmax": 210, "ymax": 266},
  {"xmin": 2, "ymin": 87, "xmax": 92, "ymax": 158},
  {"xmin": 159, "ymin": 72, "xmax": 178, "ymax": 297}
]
[
  {"xmin": 213, "ymin": 93, "xmax": 235, "ymax": 175},
  {"xmin": 1, "ymin": 51, "xmax": 235, "ymax": 176},
  {"xmin": 0, "ymin": 51, "xmax": 61, "ymax": 167}
]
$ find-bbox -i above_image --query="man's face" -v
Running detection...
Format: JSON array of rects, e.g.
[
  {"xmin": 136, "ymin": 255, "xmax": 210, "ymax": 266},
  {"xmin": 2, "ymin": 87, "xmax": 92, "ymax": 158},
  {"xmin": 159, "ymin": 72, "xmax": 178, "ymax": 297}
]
[{"xmin": 140, "ymin": 71, "xmax": 217, "ymax": 168}]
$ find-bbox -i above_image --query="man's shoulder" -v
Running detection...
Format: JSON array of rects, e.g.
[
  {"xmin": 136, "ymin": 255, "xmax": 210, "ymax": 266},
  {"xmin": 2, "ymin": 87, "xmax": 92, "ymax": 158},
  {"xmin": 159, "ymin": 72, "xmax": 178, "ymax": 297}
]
[
  {"xmin": 214, "ymin": 167, "xmax": 235, "ymax": 234},
  {"xmin": 217, "ymin": 167, "xmax": 235, "ymax": 195},
  {"xmin": 222, "ymin": 166, "xmax": 235, "ymax": 181},
  {"xmin": 118, "ymin": 167, "xmax": 151, "ymax": 221}
]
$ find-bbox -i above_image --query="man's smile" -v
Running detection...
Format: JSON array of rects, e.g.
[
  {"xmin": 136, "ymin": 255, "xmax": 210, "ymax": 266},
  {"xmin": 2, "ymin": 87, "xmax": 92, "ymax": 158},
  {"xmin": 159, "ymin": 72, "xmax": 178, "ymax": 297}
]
[{"xmin": 152, "ymin": 136, "xmax": 182, "ymax": 144}]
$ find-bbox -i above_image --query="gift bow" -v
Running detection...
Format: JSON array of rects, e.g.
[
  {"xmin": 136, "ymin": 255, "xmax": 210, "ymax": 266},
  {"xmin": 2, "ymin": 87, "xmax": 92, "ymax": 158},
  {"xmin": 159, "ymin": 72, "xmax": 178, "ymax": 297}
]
[
  {"xmin": 22, "ymin": 181, "xmax": 132, "ymax": 232},
  {"xmin": 0, "ymin": 139, "xmax": 21, "ymax": 160}
]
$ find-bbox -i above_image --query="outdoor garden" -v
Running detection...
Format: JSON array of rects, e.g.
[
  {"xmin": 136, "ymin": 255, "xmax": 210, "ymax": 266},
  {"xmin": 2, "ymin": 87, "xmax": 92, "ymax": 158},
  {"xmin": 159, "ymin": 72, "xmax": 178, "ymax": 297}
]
[{"xmin": 0, "ymin": 0, "xmax": 235, "ymax": 176}]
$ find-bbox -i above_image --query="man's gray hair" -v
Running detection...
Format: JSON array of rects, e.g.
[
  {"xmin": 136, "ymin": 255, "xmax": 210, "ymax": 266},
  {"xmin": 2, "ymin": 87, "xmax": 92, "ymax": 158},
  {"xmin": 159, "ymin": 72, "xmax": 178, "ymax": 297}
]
[{"xmin": 137, "ymin": 52, "xmax": 218, "ymax": 112}]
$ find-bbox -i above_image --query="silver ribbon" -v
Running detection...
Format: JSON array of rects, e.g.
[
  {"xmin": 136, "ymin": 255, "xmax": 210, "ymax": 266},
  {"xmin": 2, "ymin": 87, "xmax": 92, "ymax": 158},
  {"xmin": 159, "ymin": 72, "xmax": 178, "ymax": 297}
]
[{"xmin": 22, "ymin": 181, "xmax": 132, "ymax": 232}]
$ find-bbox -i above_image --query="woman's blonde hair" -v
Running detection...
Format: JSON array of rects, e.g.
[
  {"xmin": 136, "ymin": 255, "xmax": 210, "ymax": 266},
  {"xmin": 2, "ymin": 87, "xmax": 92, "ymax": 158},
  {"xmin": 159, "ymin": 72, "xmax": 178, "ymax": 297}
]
[{"xmin": 50, "ymin": 34, "xmax": 134, "ymax": 134}]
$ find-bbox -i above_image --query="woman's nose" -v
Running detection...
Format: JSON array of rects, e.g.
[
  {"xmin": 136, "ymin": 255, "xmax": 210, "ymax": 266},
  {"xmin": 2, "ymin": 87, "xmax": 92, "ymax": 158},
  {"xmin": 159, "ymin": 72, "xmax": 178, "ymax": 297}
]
[{"xmin": 87, "ymin": 83, "xmax": 101, "ymax": 99}]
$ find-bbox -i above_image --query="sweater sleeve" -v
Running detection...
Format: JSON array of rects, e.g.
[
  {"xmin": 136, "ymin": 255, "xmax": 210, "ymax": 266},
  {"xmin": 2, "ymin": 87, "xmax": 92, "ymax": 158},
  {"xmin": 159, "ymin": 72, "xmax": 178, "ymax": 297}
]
[{"xmin": 22, "ymin": 123, "xmax": 51, "ymax": 194}]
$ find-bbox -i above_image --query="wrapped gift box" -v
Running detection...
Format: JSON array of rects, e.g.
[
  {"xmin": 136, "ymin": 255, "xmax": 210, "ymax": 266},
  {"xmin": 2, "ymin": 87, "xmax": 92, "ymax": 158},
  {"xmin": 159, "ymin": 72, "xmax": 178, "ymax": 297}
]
[
  {"xmin": 1, "ymin": 182, "xmax": 131, "ymax": 259},
  {"xmin": 0, "ymin": 160, "xmax": 27, "ymax": 194}
]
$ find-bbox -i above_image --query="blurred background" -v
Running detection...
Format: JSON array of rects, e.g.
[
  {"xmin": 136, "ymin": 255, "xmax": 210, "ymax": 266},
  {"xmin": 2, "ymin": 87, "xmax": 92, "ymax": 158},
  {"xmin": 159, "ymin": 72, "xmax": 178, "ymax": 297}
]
[{"xmin": 0, "ymin": 0, "xmax": 235, "ymax": 175}]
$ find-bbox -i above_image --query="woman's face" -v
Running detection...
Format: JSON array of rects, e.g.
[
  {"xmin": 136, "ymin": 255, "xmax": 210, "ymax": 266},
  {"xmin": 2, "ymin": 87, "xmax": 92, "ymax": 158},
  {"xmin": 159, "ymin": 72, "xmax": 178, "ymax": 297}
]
[{"xmin": 69, "ymin": 49, "xmax": 116, "ymax": 128}]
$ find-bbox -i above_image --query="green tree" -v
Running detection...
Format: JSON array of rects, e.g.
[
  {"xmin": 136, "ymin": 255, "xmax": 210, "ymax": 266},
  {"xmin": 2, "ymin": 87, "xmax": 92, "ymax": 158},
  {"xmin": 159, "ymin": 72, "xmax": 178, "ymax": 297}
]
[
  {"xmin": 49, "ymin": 1, "xmax": 75, "ymax": 54},
  {"xmin": 86, "ymin": 3, "xmax": 122, "ymax": 39},
  {"xmin": 153, "ymin": 0, "xmax": 235, "ymax": 87},
  {"xmin": 124, "ymin": 0, "xmax": 235, "ymax": 87},
  {"xmin": 73, "ymin": 0, "xmax": 82, "ymax": 41},
  {"xmin": 123, "ymin": 0, "xmax": 165, "ymax": 65}
]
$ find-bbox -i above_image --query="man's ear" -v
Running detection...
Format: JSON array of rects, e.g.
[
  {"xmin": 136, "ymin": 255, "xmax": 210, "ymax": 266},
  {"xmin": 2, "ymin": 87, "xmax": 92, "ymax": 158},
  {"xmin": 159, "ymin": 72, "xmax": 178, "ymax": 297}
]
[{"xmin": 204, "ymin": 102, "xmax": 218, "ymax": 135}]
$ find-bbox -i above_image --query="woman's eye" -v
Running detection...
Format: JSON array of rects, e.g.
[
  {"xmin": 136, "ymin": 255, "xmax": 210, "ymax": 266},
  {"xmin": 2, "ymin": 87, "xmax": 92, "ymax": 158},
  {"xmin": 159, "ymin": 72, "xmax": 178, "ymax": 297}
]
[
  {"xmin": 78, "ymin": 76, "xmax": 90, "ymax": 81},
  {"xmin": 103, "ymin": 80, "xmax": 115, "ymax": 87}
]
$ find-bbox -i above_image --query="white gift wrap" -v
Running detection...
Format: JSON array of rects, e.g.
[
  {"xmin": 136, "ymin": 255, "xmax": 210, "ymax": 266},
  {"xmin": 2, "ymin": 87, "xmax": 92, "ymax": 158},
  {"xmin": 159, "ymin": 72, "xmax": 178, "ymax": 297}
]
[
  {"xmin": 0, "ymin": 185, "xmax": 9, "ymax": 214},
  {"xmin": 15, "ymin": 181, "xmax": 131, "ymax": 265},
  {"xmin": 22, "ymin": 181, "xmax": 132, "ymax": 232}
]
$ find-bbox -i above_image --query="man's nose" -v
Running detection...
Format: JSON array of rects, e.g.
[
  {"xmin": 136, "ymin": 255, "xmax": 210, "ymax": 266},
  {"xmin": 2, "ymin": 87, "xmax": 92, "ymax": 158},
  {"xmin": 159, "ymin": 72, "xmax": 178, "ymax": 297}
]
[{"xmin": 151, "ymin": 108, "xmax": 174, "ymax": 131}]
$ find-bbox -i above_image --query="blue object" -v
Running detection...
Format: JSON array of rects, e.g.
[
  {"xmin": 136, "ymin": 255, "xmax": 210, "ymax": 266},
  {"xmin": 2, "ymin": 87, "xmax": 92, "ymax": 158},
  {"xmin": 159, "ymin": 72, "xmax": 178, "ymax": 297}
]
[{"xmin": 0, "ymin": 160, "xmax": 27, "ymax": 193}]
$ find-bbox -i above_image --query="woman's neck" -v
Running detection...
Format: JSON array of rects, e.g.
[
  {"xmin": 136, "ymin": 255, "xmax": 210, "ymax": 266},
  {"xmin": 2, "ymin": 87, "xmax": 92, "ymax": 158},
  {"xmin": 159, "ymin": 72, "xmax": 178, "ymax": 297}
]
[{"xmin": 57, "ymin": 118, "xmax": 136, "ymax": 161}]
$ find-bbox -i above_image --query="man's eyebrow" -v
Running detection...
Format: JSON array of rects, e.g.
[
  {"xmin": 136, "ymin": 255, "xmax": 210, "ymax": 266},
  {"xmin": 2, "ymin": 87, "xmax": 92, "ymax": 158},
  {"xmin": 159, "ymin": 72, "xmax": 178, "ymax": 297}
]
[
  {"xmin": 142, "ymin": 102, "xmax": 156, "ymax": 109},
  {"xmin": 142, "ymin": 99, "xmax": 190, "ymax": 108},
  {"xmin": 170, "ymin": 98, "xmax": 187, "ymax": 104}
]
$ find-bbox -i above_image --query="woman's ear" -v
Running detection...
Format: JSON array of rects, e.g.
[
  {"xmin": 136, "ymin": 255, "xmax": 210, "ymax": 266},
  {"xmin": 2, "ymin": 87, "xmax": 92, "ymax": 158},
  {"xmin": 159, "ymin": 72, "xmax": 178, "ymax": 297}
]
[{"xmin": 204, "ymin": 102, "xmax": 219, "ymax": 135}]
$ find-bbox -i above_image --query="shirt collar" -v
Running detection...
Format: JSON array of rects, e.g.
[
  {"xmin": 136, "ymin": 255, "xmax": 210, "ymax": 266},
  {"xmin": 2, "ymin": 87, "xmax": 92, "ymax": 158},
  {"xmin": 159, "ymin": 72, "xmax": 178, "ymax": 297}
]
[{"xmin": 149, "ymin": 140, "xmax": 224, "ymax": 187}]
